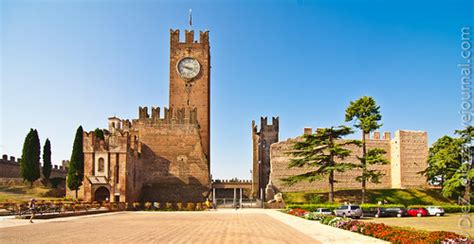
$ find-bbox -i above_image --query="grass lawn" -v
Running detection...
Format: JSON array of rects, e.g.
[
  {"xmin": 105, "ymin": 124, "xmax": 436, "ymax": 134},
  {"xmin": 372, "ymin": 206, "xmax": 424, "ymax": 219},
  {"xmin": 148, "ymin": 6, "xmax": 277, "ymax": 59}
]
[
  {"xmin": 361, "ymin": 214, "xmax": 474, "ymax": 237},
  {"xmin": 283, "ymin": 188, "xmax": 457, "ymax": 205},
  {"xmin": 0, "ymin": 185, "xmax": 63, "ymax": 202}
]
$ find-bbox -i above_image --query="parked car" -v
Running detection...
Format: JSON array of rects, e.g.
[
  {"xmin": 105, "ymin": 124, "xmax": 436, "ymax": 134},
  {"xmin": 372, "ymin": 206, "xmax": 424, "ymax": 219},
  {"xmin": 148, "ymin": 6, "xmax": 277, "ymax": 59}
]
[
  {"xmin": 425, "ymin": 206, "xmax": 445, "ymax": 216},
  {"xmin": 407, "ymin": 208, "xmax": 429, "ymax": 217},
  {"xmin": 334, "ymin": 205, "xmax": 363, "ymax": 219},
  {"xmin": 374, "ymin": 207, "xmax": 407, "ymax": 218},
  {"xmin": 313, "ymin": 208, "xmax": 332, "ymax": 215}
]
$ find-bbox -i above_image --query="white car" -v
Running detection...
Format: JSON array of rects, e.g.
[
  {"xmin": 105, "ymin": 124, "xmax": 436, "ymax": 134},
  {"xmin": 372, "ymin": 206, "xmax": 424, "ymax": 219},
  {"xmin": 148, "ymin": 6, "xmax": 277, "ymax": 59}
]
[
  {"xmin": 425, "ymin": 206, "xmax": 445, "ymax": 216},
  {"xmin": 314, "ymin": 208, "xmax": 332, "ymax": 215}
]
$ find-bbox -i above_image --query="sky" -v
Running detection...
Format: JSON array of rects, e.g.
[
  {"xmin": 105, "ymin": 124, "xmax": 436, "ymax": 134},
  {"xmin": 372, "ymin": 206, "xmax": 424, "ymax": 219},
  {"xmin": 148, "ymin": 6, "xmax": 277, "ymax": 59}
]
[{"xmin": 1, "ymin": 0, "xmax": 473, "ymax": 180}]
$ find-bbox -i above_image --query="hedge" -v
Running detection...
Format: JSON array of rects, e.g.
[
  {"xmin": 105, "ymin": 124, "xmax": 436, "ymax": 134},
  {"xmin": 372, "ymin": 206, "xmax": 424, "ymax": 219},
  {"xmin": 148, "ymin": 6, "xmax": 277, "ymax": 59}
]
[{"xmin": 286, "ymin": 204, "xmax": 474, "ymax": 213}]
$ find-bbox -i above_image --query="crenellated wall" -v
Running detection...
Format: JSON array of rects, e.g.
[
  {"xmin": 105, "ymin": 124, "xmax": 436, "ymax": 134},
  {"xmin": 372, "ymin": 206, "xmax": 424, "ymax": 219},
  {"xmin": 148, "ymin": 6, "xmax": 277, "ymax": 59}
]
[
  {"xmin": 266, "ymin": 129, "xmax": 428, "ymax": 194},
  {"xmin": 0, "ymin": 154, "xmax": 67, "ymax": 179}
]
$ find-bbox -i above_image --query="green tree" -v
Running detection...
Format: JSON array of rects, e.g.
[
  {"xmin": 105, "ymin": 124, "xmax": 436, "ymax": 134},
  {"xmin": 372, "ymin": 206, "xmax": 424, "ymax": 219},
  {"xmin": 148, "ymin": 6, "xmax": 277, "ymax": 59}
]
[
  {"xmin": 20, "ymin": 129, "xmax": 41, "ymax": 187},
  {"xmin": 421, "ymin": 136, "xmax": 462, "ymax": 189},
  {"xmin": 451, "ymin": 126, "xmax": 474, "ymax": 201},
  {"xmin": 67, "ymin": 126, "xmax": 84, "ymax": 198},
  {"xmin": 42, "ymin": 138, "xmax": 52, "ymax": 183},
  {"xmin": 345, "ymin": 96, "xmax": 384, "ymax": 203},
  {"xmin": 284, "ymin": 126, "xmax": 358, "ymax": 203},
  {"xmin": 94, "ymin": 128, "xmax": 104, "ymax": 140}
]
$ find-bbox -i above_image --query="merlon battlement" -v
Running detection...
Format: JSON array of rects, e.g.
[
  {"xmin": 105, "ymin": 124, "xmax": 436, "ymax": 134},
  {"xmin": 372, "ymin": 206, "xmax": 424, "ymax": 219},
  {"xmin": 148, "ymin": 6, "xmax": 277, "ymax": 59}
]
[
  {"xmin": 1, "ymin": 154, "xmax": 21, "ymax": 164},
  {"xmin": 137, "ymin": 106, "xmax": 198, "ymax": 124},
  {"xmin": 170, "ymin": 29, "xmax": 209, "ymax": 45},
  {"xmin": 252, "ymin": 116, "xmax": 279, "ymax": 134},
  {"xmin": 83, "ymin": 130, "xmax": 133, "ymax": 152},
  {"xmin": 1, "ymin": 154, "xmax": 67, "ymax": 171},
  {"xmin": 261, "ymin": 116, "xmax": 279, "ymax": 131}
]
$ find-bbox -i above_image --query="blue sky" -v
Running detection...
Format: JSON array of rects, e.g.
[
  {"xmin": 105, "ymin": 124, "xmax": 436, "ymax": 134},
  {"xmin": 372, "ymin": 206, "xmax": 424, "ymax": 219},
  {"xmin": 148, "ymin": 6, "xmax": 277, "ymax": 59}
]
[{"xmin": 1, "ymin": 0, "xmax": 473, "ymax": 179}]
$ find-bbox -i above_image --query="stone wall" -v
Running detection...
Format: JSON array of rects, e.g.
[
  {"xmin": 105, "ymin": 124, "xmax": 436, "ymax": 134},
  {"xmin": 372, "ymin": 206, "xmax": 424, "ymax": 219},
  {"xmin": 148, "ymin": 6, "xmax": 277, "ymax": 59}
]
[
  {"xmin": 268, "ymin": 130, "xmax": 428, "ymax": 193},
  {"xmin": 0, "ymin": 154, "xmax": 67, "ymax": 179}
]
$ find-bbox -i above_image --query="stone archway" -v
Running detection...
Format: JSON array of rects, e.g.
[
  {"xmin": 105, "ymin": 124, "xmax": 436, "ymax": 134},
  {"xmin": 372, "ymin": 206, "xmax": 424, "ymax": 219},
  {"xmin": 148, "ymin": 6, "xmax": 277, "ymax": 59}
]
[{"xmin": 94, "ymin": 186, "xmax": 110, "ymax": 202}]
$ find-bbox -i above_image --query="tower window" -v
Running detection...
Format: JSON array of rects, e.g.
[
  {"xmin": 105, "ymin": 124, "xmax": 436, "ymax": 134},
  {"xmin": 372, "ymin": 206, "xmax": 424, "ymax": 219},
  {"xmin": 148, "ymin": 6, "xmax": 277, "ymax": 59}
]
[{"xmin": 98, "ymin": 158, "xmax": 105, "ymax": 172}]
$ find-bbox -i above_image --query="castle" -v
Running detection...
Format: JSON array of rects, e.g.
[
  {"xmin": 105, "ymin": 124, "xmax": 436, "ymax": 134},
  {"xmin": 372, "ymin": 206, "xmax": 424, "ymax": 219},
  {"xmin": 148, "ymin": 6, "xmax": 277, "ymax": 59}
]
[
  {"xmin": 252, "ymin": 117, "xmax": 429, "ymax": 201},
  {"xmin": 76, "ymin": 29, "xmax": 211, "ymax": 203}
]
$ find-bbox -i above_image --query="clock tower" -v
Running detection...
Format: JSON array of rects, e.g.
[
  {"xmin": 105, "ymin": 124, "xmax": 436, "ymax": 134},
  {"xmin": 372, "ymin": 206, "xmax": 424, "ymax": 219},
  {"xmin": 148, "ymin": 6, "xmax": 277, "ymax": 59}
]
[{"xmin": 169, "ymin": 29, "xmax": 211, "ymax": 166}]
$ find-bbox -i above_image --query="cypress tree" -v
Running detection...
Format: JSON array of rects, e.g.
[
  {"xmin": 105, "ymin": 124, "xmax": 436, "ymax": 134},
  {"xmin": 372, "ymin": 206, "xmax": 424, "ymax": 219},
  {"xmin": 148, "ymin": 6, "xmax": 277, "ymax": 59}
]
[
  {"xmin": 67, "ymin": 126, "xmax": 84, "ymax": 198},
  {"xmin": 42, "ymin": 138, "xmax": 52, "ymax": 183},
  {"xmin": 20, "ymin": 129, "xmax": 41, "ymax": 187}
]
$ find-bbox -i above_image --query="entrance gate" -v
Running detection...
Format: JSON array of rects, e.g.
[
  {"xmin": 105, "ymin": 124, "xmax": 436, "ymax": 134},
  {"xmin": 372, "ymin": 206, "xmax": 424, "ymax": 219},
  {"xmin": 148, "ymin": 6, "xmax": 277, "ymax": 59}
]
[
  {"xmin": 94, "ymin": 186, "xmax": 110, "ymax": 202},
  {"xmin": 211, "ymin": 180, "xmax": 261, "ymax": 208}
]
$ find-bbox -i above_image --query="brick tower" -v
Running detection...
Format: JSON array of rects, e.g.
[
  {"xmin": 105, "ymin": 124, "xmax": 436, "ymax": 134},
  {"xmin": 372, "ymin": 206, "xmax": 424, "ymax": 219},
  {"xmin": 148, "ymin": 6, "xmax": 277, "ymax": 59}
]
[
  {"xmin": 252, "ymin": 117, "xmax": 279, "ymax": 200},
  {"xmin": 169, "ymin": 29, "xmax": 211, "ymax": 168}
]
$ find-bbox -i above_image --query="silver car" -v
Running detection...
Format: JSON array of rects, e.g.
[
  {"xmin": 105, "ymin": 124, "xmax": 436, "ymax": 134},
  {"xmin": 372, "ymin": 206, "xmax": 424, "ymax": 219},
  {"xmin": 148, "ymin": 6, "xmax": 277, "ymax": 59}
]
[
  {"xmin": 425, "ymin": 206, "xmax": 445, "ymax": 216},
  {"xmin": 334, "ymin": 205, "xmax": 363, "ymax": 219},
  {"xmin": 314, "ymin": 208, "xmax": 332, "ymax": 215}
]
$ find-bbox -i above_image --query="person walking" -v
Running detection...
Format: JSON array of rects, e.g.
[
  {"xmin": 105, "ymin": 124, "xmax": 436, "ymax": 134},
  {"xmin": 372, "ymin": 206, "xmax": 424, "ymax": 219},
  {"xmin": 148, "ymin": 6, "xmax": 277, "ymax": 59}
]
[{"xmin": 29, "ymin": 198, "xmax": 36, "ymax": 223}]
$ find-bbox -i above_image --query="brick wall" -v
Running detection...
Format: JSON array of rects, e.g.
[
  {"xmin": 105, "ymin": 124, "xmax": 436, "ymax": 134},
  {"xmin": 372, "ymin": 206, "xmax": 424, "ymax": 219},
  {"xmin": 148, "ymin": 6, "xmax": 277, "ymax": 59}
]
[
  {"xmin": 268, "ymin": 130, "xmax": 428, "ymax": 193},
  {"xmin": 135, "ymin": 122, "xmax": 210, "ymax": 203}
]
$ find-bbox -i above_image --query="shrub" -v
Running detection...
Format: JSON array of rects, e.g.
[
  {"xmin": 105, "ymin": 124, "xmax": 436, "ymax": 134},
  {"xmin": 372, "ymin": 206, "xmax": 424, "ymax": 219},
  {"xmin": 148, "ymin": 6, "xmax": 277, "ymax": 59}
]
[
  {"xmin": 186, "ymin": 202, "xmax": 195, "ymax": 211},
  {"xmin": 302, "ymin": 212, "xmax": 326, "ymax": 221},
  {"xmin": 132, "ymin": 202, "xmax": 141, "ymax": 210},
  {"xmin": 196, "ymin": 203, "xmax": 202, "ymax": 211},
  {"xmin": 177, "ymin": 202, "xmax": 183, "ymax": 211},
  {"xmin": 286, "ymin": 204, "xmax": 339, "ymax": 212},
  {"xmin": 49, "ymin": 177, "xmax": 63, "ymax": 189},
  {"xmin": 165, "ymin": 202, "xmax": 173, "ymax": 210},
  {"xmin": 144, "ymin": 202, "xmax": 152, "ymax": 211}
]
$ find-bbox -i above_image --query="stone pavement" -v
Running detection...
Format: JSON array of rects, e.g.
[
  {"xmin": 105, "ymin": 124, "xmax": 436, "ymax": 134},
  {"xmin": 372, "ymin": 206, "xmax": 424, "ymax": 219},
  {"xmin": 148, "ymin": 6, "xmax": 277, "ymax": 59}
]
[{"xmin": 0, "ymin": 209, "xmax": 385, "ymax": 243}]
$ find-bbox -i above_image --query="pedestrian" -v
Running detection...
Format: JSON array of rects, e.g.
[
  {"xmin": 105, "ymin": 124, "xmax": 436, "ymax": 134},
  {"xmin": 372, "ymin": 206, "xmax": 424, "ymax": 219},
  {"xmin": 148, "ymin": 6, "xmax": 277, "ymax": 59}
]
[{"xmin": 29, "ymin": 198, "xmax": 36, "ymax": 223}]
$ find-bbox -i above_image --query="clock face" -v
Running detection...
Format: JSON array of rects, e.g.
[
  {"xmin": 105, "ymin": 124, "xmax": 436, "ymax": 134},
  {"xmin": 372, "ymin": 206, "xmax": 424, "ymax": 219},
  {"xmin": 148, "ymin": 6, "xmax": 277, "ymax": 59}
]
[{"xmin": 177, "ymin": 57, "xmax": 200, "ymax": 80}]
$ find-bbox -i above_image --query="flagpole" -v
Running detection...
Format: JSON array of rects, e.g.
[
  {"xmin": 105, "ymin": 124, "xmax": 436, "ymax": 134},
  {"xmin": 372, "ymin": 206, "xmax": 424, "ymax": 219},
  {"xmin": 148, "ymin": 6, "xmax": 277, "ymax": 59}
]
[{"xmin": 189, "ymin": 9, "xmax": 192, "ymax": 27}]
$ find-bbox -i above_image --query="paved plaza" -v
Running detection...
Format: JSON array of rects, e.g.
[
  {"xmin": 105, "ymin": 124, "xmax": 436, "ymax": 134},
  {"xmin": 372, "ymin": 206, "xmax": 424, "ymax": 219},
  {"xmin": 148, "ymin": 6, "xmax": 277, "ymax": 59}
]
[{"xmin": 0, "ymin": 209, "xmax": 384, "ymax": 243}]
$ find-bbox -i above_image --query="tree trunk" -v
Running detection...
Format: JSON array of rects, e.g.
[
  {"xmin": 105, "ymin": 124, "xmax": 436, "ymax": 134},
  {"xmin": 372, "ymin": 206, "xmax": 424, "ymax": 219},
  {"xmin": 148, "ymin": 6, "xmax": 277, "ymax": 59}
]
[
  {"xmin": 328, "ymin": 132, "xmax": 335, "ymax": 203},
  {"xmin": 440, "ymin": 175, "xmax": 444, "ymax": 191},
  {"xmin": 30, "ymin": 181, "xmax": 33, "ymax": 188},
  {"xmin": 464, "ymin": 158, "xmax": 473, "ymax": 202},
  {"xmin": 361, "ymin": 133, "xmax": 367, "ymax": 204},
  {"xmin": 464, "ymin": 182, "xmax": 471, "ymax": 202},
  {"xmin": 329, "ymin": 171, "xmax": 334, "ymax": 203},
  {"xmin": 75, "ymin": 189, "xmax": 78, "ymax": 199}
]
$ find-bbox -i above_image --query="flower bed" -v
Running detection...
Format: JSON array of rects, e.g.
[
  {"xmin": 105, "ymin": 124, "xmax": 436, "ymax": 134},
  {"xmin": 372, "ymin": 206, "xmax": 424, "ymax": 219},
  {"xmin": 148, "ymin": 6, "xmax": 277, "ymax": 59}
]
[
  {"xmin": 282, "ymin": 208, "xmax": 472, "ymax": 243},
  {"xmin": 130, "ymin": 201, "xmax": 208, "ymax": 211},
  {"xmin": 286, "ymin": 204, "xmax": 474, "ymax": 213}
]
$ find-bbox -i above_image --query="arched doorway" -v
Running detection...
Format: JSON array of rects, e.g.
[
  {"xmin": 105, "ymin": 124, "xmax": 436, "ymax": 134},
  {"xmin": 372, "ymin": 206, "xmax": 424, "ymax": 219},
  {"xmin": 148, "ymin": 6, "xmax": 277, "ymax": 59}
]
[{"xmin": 94, "ymin": 186, "xmax": 110, "ymax": 202}]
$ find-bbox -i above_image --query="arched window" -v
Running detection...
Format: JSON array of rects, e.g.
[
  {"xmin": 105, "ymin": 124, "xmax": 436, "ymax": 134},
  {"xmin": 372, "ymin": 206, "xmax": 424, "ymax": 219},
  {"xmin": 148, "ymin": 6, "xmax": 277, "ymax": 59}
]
[{"xmin": 98, "ymin": 158, "xmax": 105, "ymax": 172}]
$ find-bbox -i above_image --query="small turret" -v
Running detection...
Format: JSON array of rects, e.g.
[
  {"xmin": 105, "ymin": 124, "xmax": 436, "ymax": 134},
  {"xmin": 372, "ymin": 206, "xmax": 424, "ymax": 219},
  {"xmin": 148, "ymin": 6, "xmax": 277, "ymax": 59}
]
[{"xmin": 108, "ymin": 116, "xmax": 121, "ymax": 133}]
